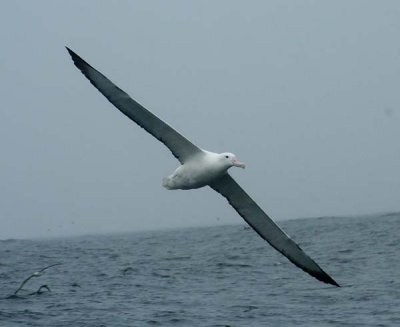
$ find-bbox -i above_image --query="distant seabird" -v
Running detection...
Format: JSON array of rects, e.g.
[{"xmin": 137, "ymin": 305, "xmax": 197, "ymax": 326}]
[
  {"xmin": 66, "ymin": 48, "xmax": 339, "ymax": 287},
  {"xmin": 14, "ymin": 263, "xmax": 62, "ymax": 295}
]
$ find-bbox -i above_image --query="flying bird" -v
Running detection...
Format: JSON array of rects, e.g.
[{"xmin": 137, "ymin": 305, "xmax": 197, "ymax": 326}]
[
  {"xmin": 66, "ymin": 48, "xmax": 339, "ymax": 287},
  {"xmin": 14, "ymin": 263, "xmax": 62, "ymax": 295}
]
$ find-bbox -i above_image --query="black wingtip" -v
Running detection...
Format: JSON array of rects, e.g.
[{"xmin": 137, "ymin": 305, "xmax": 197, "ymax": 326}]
[
  {"xmin": 284, "ymin": 248, "xmax": 340, "ymax": 287},
  {"xmin": 325, "ymin": 277, "xmax": 340, "ymax": 287},
  {"xmin": 318, "ymin": 270, "xmax": 340, "ymax": 287},
  {"xmin": 65, "ymin": 46, "xmax": 80, "ymax": 64},
  {"xmin": 65, "ymin": 46, "xmax": 94, "ymax": 72},
  {"xmin": 328, "ymin": 277, "xmax": 340, "ymax": 287},
  {"xmin": 65, "ymin": 46, "xmax": 75, "ymax": 58},
  {"xmin": 330, "ymin": 278, "xmax": 340, "ymax": 287}
]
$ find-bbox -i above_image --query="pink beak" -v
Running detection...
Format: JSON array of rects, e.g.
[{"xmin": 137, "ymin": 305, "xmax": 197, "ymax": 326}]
[{"xmin": 232, "ymin": 159, "xmax": 246, "ymax": 169}]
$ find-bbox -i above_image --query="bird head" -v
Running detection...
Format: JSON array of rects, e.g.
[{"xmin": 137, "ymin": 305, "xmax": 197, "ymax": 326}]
[{"xmin": 220, "ymin": 152, "xmax": 246, "ymax": 169}]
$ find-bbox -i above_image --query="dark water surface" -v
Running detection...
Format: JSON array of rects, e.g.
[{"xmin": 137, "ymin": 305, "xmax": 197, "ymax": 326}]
[{"xmin": 1, "ymin": 213, "xmax": 400, "ymax": 326}]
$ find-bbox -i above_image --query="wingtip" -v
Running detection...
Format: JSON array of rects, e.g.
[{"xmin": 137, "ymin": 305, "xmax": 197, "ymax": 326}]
[
  {"xmin": 65, "ymin": 46, "xmax": 79, "ymax": 61},
  {"xmin": 325, "ymin": 278, "xmax": 340, "ymax": 288},
  {"xmin": 318, "ymin": 271, "xmax": 340, "ymax": 287},
  {"xmin": 290, "ymin": 255, "xmax": 340, "ymax": 287},
  {"xmin": 330, "ymin": 279, "xmax": 341, "ymax": 288},
  {"xmin": 65, "ymin": 47, "xmax": 93, "ymax": 72}
]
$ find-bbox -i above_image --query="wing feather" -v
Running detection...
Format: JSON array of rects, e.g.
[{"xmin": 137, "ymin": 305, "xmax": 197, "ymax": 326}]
[
  {"xmin": 66, "ymin": 47, "xmax": 202, "ymax": 163},
  {"xmin": 210, "ymin": 174, "xmax": 339, "ymax": 287}
]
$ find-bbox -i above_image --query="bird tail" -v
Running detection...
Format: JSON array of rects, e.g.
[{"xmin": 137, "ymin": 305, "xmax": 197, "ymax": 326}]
[{"xmin": 162, "ymin": 177, "xmax": 173, "ymax": 190}]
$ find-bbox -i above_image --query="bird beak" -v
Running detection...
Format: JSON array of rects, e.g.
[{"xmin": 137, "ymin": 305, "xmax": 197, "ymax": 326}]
[{"xmin": 232, "ymin": 159, "xmax": 246, "ymax": 169}]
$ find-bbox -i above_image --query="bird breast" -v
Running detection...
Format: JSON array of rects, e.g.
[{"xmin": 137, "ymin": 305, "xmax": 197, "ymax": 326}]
[{"xmin": 163, "ymin": 156, "xmax": 226, "ymax": 190}]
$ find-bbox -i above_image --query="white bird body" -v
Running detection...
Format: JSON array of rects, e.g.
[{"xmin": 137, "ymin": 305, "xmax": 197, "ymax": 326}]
[
  {"xmin": 163, "ymin": 151, "xmax": 245, "ymax": 190},
  {"xmin": 66, "ymin": 47, "xmax": 339, "ymax": 287}
]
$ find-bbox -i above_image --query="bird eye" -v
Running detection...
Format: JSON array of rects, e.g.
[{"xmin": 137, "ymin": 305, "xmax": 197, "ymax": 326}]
[{"xmin": 225, "ymin": 155, "xmax": 229, "ymax": 158}]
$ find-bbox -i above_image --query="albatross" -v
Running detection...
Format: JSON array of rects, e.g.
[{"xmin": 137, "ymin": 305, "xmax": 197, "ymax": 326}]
[
  {"xmin": 66, "ymin": 48, "xmax": 339, "ymax": 287},
  {"xmin": 14, "ymin": 263, "xmax": 62, "ymax": 295}
]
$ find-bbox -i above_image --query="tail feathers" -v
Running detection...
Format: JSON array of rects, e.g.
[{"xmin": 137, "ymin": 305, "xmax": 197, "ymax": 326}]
[{"xmin": 162, "ymin": 177, "xmax": 173, "ymax": 190}]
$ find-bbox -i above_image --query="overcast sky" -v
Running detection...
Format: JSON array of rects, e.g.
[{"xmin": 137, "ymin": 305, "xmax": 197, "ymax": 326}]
[{"xmin": 1, "ymin": 1, "xmax": 399, "ymax": 239}]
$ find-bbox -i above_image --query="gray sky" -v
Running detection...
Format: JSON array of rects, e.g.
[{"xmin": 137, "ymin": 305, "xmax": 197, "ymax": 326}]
[{"xmin": 1, "ymin": 1, "xmax": 399, "ymax": 239}]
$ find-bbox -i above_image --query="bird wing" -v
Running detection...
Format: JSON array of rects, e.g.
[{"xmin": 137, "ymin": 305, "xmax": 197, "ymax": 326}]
[
  {"xmin": 210, "ymin": 173, "xmax": 339, "ymax": 287},
  {"xmin": 14, "ymin": 274, "xmax": 36, "ymax": 295},
  {"xmin": 38, "ymin": 263, "xmax": 62, "ymax": 273},
  {"xmin": 66, "ymin": 47, "xmax": 202, "ymax": 164}
]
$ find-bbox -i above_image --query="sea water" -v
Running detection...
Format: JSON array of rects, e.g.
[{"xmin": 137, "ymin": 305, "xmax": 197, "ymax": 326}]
[{"xmin": 1, "ymin": 213, "xmax": 400, "ymax": 326}]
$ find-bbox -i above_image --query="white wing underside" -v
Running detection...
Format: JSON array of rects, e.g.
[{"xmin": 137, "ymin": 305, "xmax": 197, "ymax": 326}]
[{"xmin": 67, "ymin": 48, "xmax": 339, "ymax": 287}]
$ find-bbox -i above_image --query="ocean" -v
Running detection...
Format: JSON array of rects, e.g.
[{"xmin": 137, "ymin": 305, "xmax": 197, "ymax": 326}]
[{"xmin": 1, "ymin": 213, "xmax": 399, "ymax": 326}]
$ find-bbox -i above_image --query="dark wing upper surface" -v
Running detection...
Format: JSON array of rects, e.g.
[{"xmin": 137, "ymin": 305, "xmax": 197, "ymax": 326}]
[
  {"xmin": 210, "ymin": 173, "xmax": 339, "ymax": 287},
  {"xmin": 66, "ymin": 47, "xmax": 202, "ymax": 164}
]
